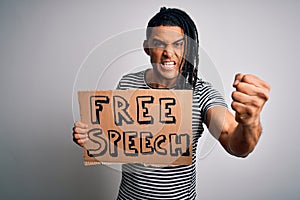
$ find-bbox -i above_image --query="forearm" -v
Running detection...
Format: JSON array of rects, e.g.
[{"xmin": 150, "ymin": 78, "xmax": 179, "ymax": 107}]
[{"xmin": 227, "ymin": 121, "xmax": 262, "ymax": 157}]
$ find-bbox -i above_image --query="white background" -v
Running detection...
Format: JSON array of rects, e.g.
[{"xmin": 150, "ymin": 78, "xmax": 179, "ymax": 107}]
[{"xmin": 0, "ymin": 0, "xmax": 299, "ymax": 199}]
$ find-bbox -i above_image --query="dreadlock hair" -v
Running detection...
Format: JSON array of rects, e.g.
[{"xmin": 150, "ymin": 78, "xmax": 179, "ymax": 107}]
[{"xmin": 146, "ymin": 7, "xmax": 199, "ymax": 90}]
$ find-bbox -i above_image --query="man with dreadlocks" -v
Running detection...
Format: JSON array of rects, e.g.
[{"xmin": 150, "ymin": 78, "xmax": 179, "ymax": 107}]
[{"xmin": 72, "ymin": 7, "xmax": 270, "ymax": 199}]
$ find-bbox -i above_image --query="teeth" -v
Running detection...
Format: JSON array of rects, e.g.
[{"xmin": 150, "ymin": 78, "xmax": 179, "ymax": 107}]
[{"xmin": 163, "ymin": 62, "xmax": 175, "ymax": 65}]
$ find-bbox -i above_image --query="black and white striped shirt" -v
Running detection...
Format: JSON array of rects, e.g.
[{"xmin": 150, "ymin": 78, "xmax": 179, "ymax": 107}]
[{"xmin": 116, "ymin": 69, "xmax": 227, "ymax": 200}]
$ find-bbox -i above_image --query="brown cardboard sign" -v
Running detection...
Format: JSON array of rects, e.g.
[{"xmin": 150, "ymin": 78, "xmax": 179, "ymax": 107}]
[{"xmin": 78, "ymin": 89, "xmax": 192, "ymax": 166}]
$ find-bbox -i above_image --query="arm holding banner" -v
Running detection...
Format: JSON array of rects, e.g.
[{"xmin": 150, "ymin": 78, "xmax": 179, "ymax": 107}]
[
  {"xmin": 72, "ymin": 73, "xmax": 270, "ymax": 159},
  {"xmin": 205, "ymin": 73, "xmax": 270, "ymax": 157}
]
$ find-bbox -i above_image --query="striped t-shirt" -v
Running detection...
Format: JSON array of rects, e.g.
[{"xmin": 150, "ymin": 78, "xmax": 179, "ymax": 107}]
[{"xmin": 116, "ymin": 69, "xmax": 227, "ymax": 200}]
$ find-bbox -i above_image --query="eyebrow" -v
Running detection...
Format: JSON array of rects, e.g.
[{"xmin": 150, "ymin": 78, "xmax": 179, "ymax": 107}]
[{"xmin": 152, "ymin": 38, "xmax": 184, "ymax": 45}]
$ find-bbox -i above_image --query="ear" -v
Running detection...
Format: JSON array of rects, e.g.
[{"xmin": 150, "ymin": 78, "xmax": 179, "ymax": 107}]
[{"xmin": 143, "ymin": 40, "xmax": 150, "ymax": 56}]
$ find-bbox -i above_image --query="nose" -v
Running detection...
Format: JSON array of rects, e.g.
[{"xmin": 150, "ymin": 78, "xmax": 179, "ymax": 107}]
[{"xmin": 163, "ymin": 45, "xmax": 174, "ymax": 58}]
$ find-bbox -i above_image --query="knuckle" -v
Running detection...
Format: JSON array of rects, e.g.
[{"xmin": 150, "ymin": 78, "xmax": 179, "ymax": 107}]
[
  {"xmin": 264, "ymin": 89, "xmax": 270, "ymax": 101},
  {"xmin": 258, "ymin": 89, "xmax": 269, "ymax": 101},
  {"xmin": 255, "ymin": 97, "xmax": 265, "ymax": 108},
  {"xmin": 242, "ymin": 74, "xmax": 250, "ymax": 82},
  {"xmin": 236, "ymin": 73, "xmax": 243, "ymax": 78},
  {"xmin": 244, "ymin": 74, "xmax": 253, "ymax": 79}
]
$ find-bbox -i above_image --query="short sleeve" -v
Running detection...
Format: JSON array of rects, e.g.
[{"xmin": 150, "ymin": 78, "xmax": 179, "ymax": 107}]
[{"xmin": 194, "ymin": 79, "xmax": 228, "ymax": 122}]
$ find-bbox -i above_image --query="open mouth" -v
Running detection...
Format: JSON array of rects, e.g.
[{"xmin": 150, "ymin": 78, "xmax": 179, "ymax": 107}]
[{"xmin": 160, "ymin": 61, "xmax": 176, "ymax": 71}]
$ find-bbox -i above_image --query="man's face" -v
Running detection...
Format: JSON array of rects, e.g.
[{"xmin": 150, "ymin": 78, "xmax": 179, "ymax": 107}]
[{"xmin": 144, "ymin": 26, "xmax": 185, "ymax": 86}]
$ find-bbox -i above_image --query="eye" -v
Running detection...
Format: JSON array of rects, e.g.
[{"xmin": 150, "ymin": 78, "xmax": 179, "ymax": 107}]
[
  {"xmin": 174, "ymin": 41, "xmax": 184, "ymax": 48},
  {"xmin": 153, "ymin": 41, "xmax": 165, "ymax": 48}
]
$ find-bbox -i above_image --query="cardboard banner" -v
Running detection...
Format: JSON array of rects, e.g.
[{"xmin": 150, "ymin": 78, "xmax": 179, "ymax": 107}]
[{"xmin": 78, "ymin": 89, "xmax": 192, "ymax": 166}]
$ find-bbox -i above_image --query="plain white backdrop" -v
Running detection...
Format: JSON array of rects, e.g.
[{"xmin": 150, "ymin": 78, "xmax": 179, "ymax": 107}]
[{"xmin": 0, "ymin": 0, "xmax": 299, "ymax": 199}]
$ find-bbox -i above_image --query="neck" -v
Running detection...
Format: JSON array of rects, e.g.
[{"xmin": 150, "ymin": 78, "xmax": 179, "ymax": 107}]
[{"xmin": 145, "ymin": 69, "xmax": 176, "ymax": 89}]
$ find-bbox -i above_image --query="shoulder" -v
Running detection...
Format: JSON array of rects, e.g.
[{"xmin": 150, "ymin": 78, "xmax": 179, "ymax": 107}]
[
  {"xmin": 194, "ymin": 78, "xmax": 215, "ymax": 94},
  {"xmin": 120, "ymin": 70, "xmax": 145, "ymax": 82},
  {"xmin": 117, "ymin": 70, "xmax": 148, "ymax": 89},
  {"xmin": 193, "ymin": 77, "xmax": 227, "ymax": 107}
]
